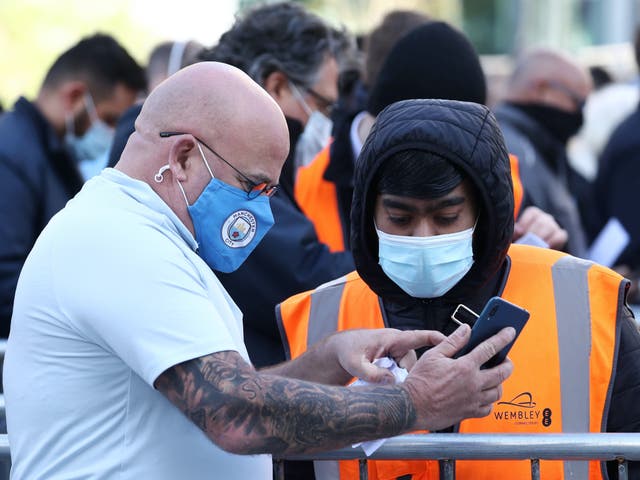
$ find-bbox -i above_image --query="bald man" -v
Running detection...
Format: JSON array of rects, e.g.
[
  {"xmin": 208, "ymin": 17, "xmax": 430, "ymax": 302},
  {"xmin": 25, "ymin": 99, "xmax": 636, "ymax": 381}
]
[
  {"xmin": 3, "ymin": 62, "xmax": 515, "ymax": 480},
  {"xmin": 494, "ymin": 49, "xmax": 591, "ymax": 257}
]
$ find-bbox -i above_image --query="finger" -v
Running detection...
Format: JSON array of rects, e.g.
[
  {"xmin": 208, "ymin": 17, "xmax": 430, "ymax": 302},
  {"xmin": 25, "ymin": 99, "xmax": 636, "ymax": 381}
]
[
  {"xmin": 465, "ymin": 327, "xmax": 516, "ymax": 366},
  {"xmin": 385, "ymin": 329, "xmax": 447, "ymax": 357},
  {"xmin": 428, "ymin": 324, "xmax": 471, "ymax": 358},
  {"xmin": 547, "ymin": 228, "xmax": 568, "ymax": 249},
  {"xmin": 354, "ymin": 357, "xmax": 395, "ymax": 384},
  {"xmin": 479, "ymin": 358, "xmax": 514, "ymax": 390},
  {"xmin": 515, "ymin": 206, "xmax": 539, "ymax": 230},
  {"xmin": 478, "ymin": 385, "xmax": 502, "ymax": 405},
  {"xmin": 396, "ymin": 349, "xmax": 417, "ymax": 371}
]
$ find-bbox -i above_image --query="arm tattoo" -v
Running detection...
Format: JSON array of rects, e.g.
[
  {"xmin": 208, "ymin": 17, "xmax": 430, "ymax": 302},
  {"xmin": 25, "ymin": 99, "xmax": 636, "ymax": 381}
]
[{"xmin": 155, "ymin": 350, "xmax": 416, "ymax": 456}]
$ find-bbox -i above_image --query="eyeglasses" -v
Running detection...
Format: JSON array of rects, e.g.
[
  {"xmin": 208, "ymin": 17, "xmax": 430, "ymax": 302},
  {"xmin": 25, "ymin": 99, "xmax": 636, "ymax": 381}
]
[
  {"xmin": 304, "ymin": 87, "xmax": 337, "ymax": 116},
  {"xmin": 159, "ymin": 131, "xmax": 279, "ymax": 199},
  {"xmin": 546, "ymin": 81, "xmax": 586, "ymax": 111}
]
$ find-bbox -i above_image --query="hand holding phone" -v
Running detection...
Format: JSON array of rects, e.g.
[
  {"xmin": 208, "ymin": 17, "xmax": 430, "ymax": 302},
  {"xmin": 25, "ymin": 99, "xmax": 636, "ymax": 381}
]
[{"xmin": 456, "ymin": 297, "xmax": 530, "ymax": 368}]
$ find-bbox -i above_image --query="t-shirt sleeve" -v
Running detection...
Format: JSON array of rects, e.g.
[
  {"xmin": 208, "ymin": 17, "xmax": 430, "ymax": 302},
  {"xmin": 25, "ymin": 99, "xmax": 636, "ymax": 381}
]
[{"xmin": 53, "ymin": 216, "xmax": 240, "ymax": 387}]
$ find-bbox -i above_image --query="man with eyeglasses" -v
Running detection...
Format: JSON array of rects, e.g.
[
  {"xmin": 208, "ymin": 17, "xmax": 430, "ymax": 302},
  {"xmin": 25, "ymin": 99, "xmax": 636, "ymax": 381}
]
[
  {"xmin": 4, "ymin": 62, "xmax": 516, "ymax": 480},
  {"xmin": 494, "ymin": 48, "xmax": 592, "ymax": 257},
  {"xmin": 198, "ymin": 2, "xmax": 357, "ymax": 376}
]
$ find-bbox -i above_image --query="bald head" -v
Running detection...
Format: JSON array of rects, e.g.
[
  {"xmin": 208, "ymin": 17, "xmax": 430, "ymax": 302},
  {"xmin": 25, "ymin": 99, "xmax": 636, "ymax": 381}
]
[
  {"xmin": 138, "ymin": 61, "xmax": 288, "ymax": 157},
  {"xmin": 505, "ymin": 49, "xmax": 591, "ymax": 112}
]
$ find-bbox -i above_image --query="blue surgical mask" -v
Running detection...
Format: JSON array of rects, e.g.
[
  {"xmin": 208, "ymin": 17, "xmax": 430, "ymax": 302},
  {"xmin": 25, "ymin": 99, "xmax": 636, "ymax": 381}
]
[
  {"xmin": 65, "ymin": 93, "xmax": 114, "ymax": 173},
  {"xmin": 376, "ymin": 224, "xmax": 475, "ymax": 298},
  {"xmin": 174, "ymin": 144, "xmax": 275, "ymax": 273}
]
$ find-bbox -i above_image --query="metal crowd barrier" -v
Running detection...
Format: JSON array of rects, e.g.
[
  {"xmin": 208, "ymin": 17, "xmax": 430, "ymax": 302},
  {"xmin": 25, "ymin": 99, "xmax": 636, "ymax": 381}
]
[{"xmin": 275, "ymin": 433, "xmax": 640, "ymax": 480}]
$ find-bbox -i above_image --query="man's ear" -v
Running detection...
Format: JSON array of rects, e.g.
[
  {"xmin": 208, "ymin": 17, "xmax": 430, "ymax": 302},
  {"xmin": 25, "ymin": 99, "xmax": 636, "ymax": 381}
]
[
  {"xmin": 60, "ymin": 81, "xmax": 87, "ymax": 113},
  {"xmin": 263, "ymin": 71, "xmax": 290, "ymax": 103},
  {"xmin": 168, "ymin": 136, "xmax": 197, "ymax": 182}
]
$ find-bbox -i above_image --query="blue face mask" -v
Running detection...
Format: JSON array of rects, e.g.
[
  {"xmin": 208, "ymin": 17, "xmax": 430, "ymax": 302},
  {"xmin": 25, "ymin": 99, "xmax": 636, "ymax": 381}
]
[
  {"xmin": 65, "ymin": 93, "xmax": 114, "ymax": 170},
  {"xmin": 175, "ymin": 144, "xmax": 275, "ymax": 273},
  {"xmin": 376, "ymin": 224, "xmax": 475, "ymax": 298}
]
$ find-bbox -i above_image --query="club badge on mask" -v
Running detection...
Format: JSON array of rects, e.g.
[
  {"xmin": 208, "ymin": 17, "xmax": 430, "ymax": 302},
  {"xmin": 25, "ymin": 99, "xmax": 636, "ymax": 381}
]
[
  {"xmin": 155, "ymin": 144, "xmax": 275, "ymax": 273},
  {"xmin": 376, "ymin": 223, "xmax": 476, "ymax": 298},
  {"xmin": 65, "ymin": 92, "xmax": 114, "ymax": 180},
  {"xmin": 289, "ymin": 82, "xmax": 333, "ymax": 169}
]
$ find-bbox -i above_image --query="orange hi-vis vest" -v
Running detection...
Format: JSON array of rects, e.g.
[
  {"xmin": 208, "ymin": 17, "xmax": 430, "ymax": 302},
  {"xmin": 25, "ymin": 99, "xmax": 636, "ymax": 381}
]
[
  {"xmin": 295, "ymin": 145, "xmax": 525, "ymax": 254},
  {"xmin": 277, "ymin": 244, "xmax": 623, "ymax": 480}
]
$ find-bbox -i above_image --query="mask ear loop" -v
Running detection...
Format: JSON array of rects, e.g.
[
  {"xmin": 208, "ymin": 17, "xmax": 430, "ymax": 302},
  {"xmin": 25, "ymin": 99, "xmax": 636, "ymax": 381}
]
[
  {"xmin": 196, "ymin": 142, "xmax": 215, "ymax": 179},
  {"xmin": 289, "ymin": 82, "xmax": 313, "ymax": 116}
]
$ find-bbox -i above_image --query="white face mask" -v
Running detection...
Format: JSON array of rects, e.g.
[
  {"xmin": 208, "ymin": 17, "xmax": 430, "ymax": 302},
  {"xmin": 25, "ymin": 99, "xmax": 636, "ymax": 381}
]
[
  {"xmin": 65, "ymin": 93, "xmax": 114, "ymax": 178},
  {"xmin": 376, "ymin": 224, "xmax": 475, "ymax": 298},
  {"xmin": 289, "ymin": 82, "xmax": 333, "ymax": 169}
]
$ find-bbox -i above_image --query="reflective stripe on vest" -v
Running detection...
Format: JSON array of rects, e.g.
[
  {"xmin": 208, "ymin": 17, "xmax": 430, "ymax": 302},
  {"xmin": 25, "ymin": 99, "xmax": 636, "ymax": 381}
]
[
  {"xmin": 277, "ymin": 245, "xmax": 621, "ymax": 480},
  {"xmin": 295, "ymin": 142, "xmax": 346, "ymax": 252}
]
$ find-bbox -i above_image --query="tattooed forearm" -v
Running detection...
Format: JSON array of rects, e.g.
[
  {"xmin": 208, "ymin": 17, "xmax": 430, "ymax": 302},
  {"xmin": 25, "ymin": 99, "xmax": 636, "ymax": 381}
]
[{"xmin": 155, "ymin": 350, "xmax": 416, "ymax": 456}]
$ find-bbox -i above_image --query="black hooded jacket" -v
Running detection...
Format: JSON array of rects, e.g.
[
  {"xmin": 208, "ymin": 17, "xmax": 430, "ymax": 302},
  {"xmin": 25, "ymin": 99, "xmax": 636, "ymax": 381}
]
[
  {"xmin": 351, "ymin": 100, "xmax": 640, "ymax": 477},
  {"xmin": 352, "ymin": 99, "xmax": 514, "ymax": 337}
]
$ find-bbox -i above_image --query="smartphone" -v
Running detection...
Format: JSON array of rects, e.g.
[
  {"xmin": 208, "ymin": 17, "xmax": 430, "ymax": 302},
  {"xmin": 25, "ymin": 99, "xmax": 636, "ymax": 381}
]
[{"xmin": 457, "ymin": 297, "xmax": 530, "ymax": 369}]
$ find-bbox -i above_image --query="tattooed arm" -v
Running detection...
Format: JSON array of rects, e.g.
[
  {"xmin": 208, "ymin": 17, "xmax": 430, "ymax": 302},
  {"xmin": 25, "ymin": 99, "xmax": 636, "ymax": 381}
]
[
  {"xmin": 263, "ymin": 328, "xmax": 446, "ymax": 386},
  {"xmin": 154, "ymin": 324, "xmax": 515, "ymax": 456},
  {"xmin": 155, "ymin": 349, "xmax": 416, "ymax": 456}
]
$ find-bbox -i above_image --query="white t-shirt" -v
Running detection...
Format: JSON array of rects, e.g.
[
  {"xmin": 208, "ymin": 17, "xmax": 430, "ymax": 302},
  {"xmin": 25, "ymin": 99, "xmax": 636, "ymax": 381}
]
[{"xmin": 4, "ymin": 169, "xmax": 271, "ymax": 479}]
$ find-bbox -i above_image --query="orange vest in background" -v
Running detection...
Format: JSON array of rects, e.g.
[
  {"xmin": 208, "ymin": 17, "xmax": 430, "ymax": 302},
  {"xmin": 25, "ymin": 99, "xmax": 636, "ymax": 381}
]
[
  {"xmin": 295, "ymin": 148, "xmax": 526, "ymax": 254},
  {"xmin": 510, "ymin": 154, "xmax": 524, "ymax": 219},
  {"xmin": 295, "ymin": 143, "xmax": 345, "ymax": 252},
  {"xmin": 277, "ymin": 244, "xmax": 622, "ymax": 480}
]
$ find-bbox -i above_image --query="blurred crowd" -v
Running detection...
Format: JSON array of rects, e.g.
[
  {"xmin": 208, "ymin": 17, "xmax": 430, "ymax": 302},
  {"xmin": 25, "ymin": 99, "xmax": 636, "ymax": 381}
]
[{"xmin": 1, "ymin": 2, "xmax": 640, "ymax": 479}]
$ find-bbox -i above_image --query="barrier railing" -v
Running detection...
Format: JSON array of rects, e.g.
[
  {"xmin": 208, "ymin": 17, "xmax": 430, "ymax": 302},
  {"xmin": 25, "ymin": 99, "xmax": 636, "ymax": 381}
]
[
  {"xmin": 0, "ymin": 432, "xmax": 636, "ymax": 477},
  {"xmin": 274, "ymin": 433, "xmax": 640, "ymax": 480}
]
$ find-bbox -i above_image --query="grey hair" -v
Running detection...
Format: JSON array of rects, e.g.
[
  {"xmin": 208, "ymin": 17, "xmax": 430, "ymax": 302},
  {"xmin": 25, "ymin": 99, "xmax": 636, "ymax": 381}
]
[{"xmin": 200, "ymin": 2, "xmax": 347, "ymax": 89}]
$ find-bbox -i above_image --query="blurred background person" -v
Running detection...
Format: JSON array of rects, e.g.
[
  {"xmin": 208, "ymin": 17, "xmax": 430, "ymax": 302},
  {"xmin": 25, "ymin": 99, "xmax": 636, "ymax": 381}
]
[
  {"xmin": 494, "ymin": 49, "xmax": 592, "ymax": 257},
  {"xmin": 199, "ymin": 1, "xmax": 355, "ymax": 365},
  {"xmin": 0, "ymin": 33, "xmax": 145, "ymax": 338},
  {"xmin": 585, "ymin": 26, "xmax": 640, "ymax": 302}
]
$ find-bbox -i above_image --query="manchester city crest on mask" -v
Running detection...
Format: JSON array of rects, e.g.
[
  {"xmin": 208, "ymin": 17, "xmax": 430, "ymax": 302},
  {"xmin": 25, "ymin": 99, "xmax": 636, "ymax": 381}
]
[{"xmin": 222, "ymin": 210, "xmax": 257, "ymax": 248}]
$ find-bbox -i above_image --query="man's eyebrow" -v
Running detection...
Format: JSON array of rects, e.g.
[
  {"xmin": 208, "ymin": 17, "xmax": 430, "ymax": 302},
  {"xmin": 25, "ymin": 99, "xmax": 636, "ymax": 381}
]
[
  {"xmin": 381, "ymin": 195, "xmax": 466, "ymax": 213},
  {"xmin": 428, "ymin": 196, "xmax": 465, "ymax": 211},
  {"xmin": 381, "ymin": 198, "xmax": 418, "ymax": 213}
]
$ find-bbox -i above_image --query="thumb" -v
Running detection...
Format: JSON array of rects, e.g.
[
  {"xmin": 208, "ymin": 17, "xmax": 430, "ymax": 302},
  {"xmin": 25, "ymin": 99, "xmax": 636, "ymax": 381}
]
[{"xmin": 431, "ymin": 324, "xmax": 471, "ymax": 358}]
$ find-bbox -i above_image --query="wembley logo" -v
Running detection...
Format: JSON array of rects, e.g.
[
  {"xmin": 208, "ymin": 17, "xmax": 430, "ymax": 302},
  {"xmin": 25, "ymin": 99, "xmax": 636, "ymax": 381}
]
[
  {"xmin": 222, "ymin": 210, "xmax": 257, "ymax": 248},
  {"xmin": 494, "ymin": 392, "xmax": 552, "ymax": 427}
]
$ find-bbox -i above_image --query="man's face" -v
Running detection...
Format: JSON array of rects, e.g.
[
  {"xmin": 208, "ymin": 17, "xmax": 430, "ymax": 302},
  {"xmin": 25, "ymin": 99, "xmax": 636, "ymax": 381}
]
[
  {"xmin": 285, "ymin": 56, "xmax": 339, "ymax": 125},
  {"xmin": 374, "ymin": 179, "xmax": 478, "ymax": 237},
  {"xmin": 540, "ymin": 72, "xmax": 592, "ymax": 114},
  {"xmin": 74, "ymin": 83, "xmax": 138, "ymax": 135}
]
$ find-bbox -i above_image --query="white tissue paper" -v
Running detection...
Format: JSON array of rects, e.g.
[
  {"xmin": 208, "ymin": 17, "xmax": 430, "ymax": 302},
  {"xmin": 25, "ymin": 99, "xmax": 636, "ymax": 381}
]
[{"xmin": 350, "ymin": 357, "xmax": 408, "ymax": 456}]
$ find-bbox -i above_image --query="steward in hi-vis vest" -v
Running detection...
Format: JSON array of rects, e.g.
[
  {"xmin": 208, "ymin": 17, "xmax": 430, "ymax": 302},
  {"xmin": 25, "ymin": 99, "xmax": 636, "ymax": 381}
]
[{"xmin": 278, "ymin": 99, "xmax": 640, "ymax": 480}]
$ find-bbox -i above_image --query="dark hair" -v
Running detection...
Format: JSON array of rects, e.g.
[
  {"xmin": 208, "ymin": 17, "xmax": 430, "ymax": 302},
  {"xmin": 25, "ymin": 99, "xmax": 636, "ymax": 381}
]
[
  {"xmin": 42, "ymin": 33, "xmax": 146, "ymax": 100},
  {"xmin": 364, "ymin": 10, "xmax": 430, "ymax": 87},
  {"xmin": 374, "ymin": 150, "xmax": 464, "ymax": 199},
  {"xmin": 199, "ymin": 2, "xmax": 346, "ymax": 89}
]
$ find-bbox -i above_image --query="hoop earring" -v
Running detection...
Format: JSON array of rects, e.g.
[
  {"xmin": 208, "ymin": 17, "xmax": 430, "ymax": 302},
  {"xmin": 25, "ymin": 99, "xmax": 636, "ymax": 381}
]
[{"xmin": 154, "ymin": 165, "xmax": 171, "ymax": 183}]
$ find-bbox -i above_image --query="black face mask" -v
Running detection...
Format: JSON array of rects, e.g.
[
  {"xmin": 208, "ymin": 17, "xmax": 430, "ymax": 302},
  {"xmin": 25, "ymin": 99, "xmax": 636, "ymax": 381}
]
[{"xmin": 516, "ymin": 103, "xmax": 584, "ymax": 145}]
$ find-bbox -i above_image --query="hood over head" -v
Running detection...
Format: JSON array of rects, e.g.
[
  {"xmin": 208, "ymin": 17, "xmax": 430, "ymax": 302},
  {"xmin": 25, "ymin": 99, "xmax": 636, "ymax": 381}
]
[{"xmin": 351, "ymin": 99, "xmax": 514, "ymax": 303}]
